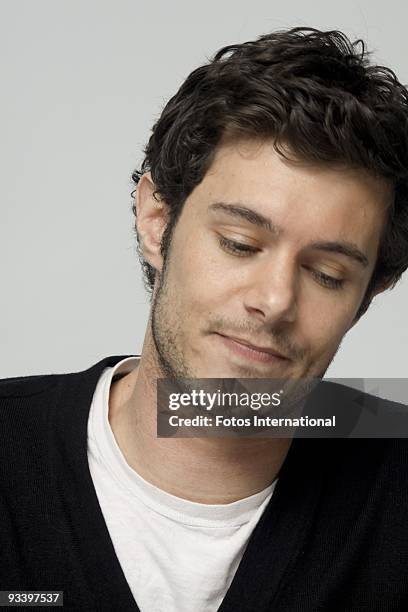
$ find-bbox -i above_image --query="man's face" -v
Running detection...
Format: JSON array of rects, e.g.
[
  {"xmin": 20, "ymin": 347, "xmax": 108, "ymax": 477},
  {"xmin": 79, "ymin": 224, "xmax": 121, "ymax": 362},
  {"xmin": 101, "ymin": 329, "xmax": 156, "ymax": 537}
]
[{"xmin": 148, "ymin": 139, "xmax": 390, "ymax": 380}]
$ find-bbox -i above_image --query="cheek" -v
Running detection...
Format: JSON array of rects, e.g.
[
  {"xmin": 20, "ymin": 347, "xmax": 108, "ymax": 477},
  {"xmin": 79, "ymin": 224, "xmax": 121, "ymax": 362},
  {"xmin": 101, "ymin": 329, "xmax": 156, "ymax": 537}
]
[
  {"xmin": 172, "ymin": 231, "xmax": 230, "ymax": 303},
  {"xmin": 303, "ymin": 303, "xmax": 353, "ymax": 360}
]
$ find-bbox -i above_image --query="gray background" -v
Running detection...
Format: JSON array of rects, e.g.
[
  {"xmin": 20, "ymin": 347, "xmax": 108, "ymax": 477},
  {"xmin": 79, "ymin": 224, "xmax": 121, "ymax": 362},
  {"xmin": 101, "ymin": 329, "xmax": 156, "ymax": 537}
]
[{"xmin": 1, "ymin": 0, "xmax": 407, "ymax": 379}]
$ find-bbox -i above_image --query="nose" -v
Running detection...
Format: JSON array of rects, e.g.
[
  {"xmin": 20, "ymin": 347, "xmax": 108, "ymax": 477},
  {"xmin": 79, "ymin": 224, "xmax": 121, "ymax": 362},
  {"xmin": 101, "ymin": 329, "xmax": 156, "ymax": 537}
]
[{"xmin": 243, "ymin": 253, "xmax": 298, "ymax": 325}]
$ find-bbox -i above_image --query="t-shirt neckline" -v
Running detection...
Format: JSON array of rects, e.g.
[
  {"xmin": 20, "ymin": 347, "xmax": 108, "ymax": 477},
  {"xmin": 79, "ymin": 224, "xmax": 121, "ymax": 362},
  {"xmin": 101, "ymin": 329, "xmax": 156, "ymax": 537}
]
[{"xmin": 88, "ymin": 357, "xmax": 277, "ymax": 528}]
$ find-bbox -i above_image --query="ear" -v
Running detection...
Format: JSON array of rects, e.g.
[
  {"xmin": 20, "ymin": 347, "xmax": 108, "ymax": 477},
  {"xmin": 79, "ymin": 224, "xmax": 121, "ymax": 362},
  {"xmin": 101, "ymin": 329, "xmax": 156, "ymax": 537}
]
[{"xmin": 134, "ymin": 172, "xmax": 169, "ymax": 274}]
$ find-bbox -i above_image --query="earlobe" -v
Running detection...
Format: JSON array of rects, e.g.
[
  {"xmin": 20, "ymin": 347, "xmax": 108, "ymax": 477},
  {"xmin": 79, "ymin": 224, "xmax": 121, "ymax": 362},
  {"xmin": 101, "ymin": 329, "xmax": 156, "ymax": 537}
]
[{"xmin": 135, "ymin": 172, "xmax": 169, "ymax": 273}]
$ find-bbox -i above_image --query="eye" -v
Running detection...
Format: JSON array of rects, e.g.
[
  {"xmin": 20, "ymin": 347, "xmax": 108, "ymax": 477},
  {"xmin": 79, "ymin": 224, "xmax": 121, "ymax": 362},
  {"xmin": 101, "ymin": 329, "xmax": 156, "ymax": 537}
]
[
  {"xmin": 218, "ymin": 237, "xmax": 345, "ymax": 289},
  {"xmin": 218, "ymin": 236, "xmax": 259, "ymax": 256},
  {"xmin": 311, "ymin": 269, "xmax": 345, "ymax": 290}
]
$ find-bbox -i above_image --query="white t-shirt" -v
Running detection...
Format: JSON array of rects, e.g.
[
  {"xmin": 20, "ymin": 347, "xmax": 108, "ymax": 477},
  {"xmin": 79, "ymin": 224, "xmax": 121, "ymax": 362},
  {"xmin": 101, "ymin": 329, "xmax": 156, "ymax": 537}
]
[{"xmin": 87, "ymin": 357, "xmax": 277, "ymax": 612}]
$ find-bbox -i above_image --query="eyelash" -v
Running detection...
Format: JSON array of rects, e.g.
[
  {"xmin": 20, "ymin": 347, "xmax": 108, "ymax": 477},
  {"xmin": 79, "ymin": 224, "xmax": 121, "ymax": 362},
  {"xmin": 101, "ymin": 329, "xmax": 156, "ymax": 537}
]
[{"xmin": 217, "ymin": 236, "xmax": 345, "ymax": 290}]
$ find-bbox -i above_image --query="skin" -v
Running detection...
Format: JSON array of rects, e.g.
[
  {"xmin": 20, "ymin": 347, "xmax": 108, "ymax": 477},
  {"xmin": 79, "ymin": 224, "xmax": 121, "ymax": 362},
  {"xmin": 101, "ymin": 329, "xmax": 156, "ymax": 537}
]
[{"xmin": 108, "ymin": 138, "xmax": 392, "ymax": 504}]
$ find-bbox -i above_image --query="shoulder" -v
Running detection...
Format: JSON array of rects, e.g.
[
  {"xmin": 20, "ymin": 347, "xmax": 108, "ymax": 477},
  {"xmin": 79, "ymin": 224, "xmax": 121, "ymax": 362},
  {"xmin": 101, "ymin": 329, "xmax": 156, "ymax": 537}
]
[
  {"xmin": 304, "ymin": 379, "xmax": 408, "ymax": 438},
  {"xmin": 0, "ymin": 355, "xmax": 135, "ymax": 479},
  {"xmin": 0, "ymin": 373, "xmax": 59, "ymax": 399},
  {"xmin": 0, "ymin": 373, "xmax": 62, "ymax": 432},
  {"xmin": 0, "ymin": 354, "xmax": 135, "ymax": 413}
]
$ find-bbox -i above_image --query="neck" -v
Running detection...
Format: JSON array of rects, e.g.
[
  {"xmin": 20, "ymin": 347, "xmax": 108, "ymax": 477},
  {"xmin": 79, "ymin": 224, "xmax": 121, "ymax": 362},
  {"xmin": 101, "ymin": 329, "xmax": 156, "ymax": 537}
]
[{"xmin": 108, "ymin": 328, "xmax": 292, "ymax": 504}]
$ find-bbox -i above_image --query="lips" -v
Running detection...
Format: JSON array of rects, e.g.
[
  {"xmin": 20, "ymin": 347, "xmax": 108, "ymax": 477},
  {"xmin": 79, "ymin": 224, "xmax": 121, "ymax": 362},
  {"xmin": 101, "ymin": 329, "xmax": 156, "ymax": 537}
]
[{"xmin": 215, "ymin": 333, "xmax": 289, "ymax": 364}]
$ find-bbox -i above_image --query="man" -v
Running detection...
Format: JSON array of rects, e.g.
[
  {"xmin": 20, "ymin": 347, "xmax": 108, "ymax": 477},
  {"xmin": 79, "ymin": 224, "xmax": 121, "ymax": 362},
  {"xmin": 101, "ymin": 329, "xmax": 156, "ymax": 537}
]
[{"xmin": 1, "ymin": 27, "xmax": 408, "ymax": 612}]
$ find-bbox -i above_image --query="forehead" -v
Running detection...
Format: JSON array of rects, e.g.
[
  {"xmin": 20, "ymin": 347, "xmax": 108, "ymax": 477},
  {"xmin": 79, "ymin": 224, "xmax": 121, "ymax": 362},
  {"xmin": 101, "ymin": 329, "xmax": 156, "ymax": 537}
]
[{"xmin": 187, "ymin": 138, "xmax": 392, "ymax": 255}]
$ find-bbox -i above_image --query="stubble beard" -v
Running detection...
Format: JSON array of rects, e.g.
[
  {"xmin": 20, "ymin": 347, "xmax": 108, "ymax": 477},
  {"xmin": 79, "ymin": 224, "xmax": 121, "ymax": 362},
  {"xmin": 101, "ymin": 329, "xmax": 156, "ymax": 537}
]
[
  {"xmin": 150, "ymin": 251, "xmax": 341, "ymax": 385},
  {"xmin": 150, "ymin": 255, "xmax": 195, "ymax": 381}
]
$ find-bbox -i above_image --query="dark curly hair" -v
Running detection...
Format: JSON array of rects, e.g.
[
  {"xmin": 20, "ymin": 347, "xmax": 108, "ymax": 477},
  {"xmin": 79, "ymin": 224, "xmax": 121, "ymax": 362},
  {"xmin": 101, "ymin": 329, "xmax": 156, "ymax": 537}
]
[{"xmin": 131, "ymin": 26, "xmax": 408, "ymax": 318}]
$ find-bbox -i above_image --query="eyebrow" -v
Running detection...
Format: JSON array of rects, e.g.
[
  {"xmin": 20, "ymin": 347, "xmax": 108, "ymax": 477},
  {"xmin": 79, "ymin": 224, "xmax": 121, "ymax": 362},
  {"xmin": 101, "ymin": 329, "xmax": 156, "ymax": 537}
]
[{"xmin": 208, "ymin": 201, "xmax": 370, "ymax": 268}]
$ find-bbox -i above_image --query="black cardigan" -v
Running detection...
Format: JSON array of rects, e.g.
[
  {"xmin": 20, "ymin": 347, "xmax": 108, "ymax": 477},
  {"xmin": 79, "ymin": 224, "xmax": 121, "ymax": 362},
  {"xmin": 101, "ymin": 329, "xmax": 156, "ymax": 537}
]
[{"xmin": 0, "ymin": 355, "xmax": 407, "ymax": 611}]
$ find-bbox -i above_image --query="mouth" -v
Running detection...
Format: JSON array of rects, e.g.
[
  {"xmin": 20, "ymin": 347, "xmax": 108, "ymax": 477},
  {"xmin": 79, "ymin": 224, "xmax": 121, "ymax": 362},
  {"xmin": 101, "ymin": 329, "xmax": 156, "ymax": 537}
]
[{"xmin": 214, "ymin": 333, "xmax": 290, "ymax": 364}]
